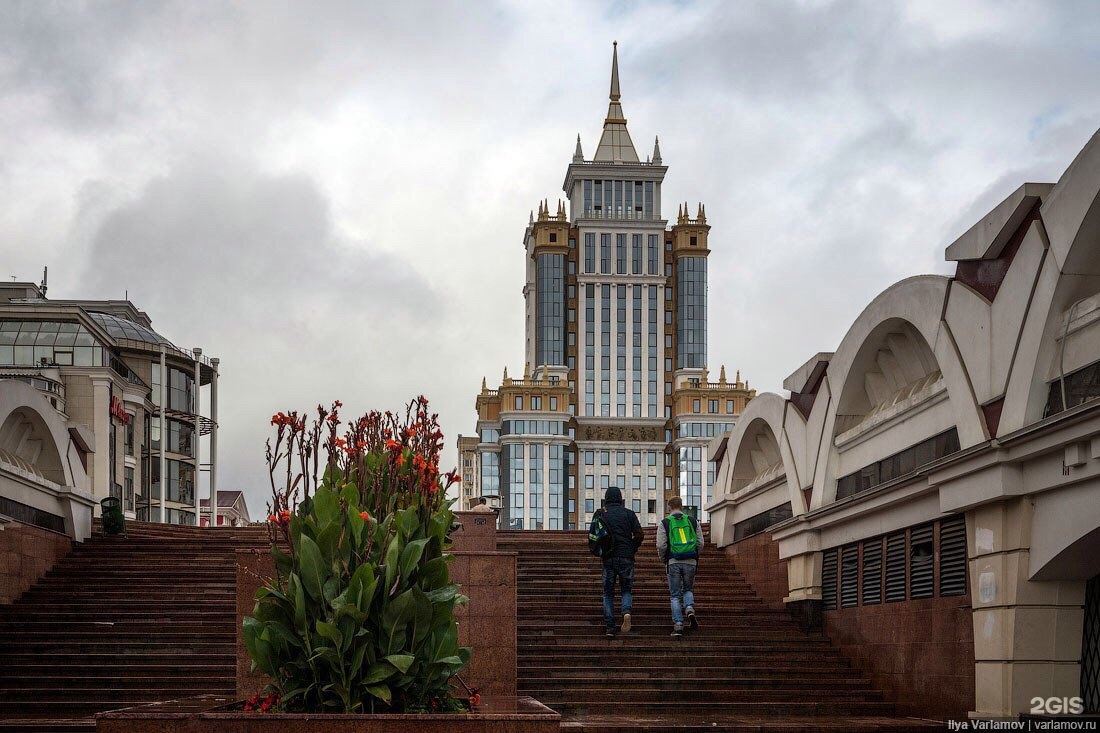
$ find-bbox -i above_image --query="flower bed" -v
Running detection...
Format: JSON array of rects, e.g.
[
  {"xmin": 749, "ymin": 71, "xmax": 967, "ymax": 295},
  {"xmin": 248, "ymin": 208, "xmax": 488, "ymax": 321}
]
[{"xmin": 242, "ymin": 398, "xmax": 476, "ymax": 715}]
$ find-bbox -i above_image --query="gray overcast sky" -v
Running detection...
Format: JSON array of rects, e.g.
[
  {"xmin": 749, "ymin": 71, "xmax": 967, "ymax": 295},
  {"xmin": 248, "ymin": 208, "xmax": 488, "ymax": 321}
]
[{"xmin": 3, "ymin": 1, "xmax": 1099, "ymax": 517}]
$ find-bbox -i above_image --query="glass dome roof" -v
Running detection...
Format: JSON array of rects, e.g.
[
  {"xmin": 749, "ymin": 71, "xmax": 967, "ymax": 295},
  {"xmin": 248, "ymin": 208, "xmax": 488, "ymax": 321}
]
[{"xmin": 88, "ymin": 311, "xmax": 174, "ymax": 347}]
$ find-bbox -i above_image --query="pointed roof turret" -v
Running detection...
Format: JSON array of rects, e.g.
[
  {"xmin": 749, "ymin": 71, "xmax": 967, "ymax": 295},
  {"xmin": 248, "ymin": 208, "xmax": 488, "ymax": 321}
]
[
  {"xmin": 573, "ymin": 134, "xmax": 584, "ymax": 163},
  {"xmin": 593, "ymin": 42, "xmax": 640, "ymax": 163},
  {"xmin": 652, "ymin": 136, "xmax": 662, "ymax": 164}
]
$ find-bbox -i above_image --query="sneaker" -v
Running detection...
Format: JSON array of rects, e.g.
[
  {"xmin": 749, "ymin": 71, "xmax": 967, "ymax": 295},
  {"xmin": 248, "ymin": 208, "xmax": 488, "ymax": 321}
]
[
  {"xmin": 621, "ymin": 613, "xmax": 632, "ymax": 633},
  {"xmin": 686, "ymin": 607, "xmax": 699, "ymax": 629},
  {"xmin": 605, "ymin": 628, "xmax": 616, "ymax": 638},
  {"xmin": 671, "ymin": 623, "xmax": 683, "ymax": 637}
]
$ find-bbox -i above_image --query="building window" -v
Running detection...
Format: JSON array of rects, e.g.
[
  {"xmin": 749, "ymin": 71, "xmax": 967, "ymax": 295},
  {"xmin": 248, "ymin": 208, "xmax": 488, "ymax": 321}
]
[
  {"xmin": 727, "ymin": 399, "xmax": 734, "ymax": 413},
  {"xmin": 125, "ymin": 419, "xmax": 135, "ymax": 457},
  {"xmin": 549, "ymin": 232, "xmax": 557, "ymax": 243},
  {"xmin": 514, "ymin": 396, "xmax": 523, "ymax": 410},
  {"xmin": 531, "ymin": 396, "xmax": 542, "ymax": 410},
  {"xmin": 692, "ymin": 399, "xmax": 700, "ymax": 413},
  {"xmin": 836, "ymin": 428, "xmax": 960, "ymax": 500},
  {"xmin": 708, "ymin": 399, "xmax": 718, "ymax": 413},
  {"xmin": 550, "ymin": 396, "xmax": 558, "ymax": 410},
  {"xmin": 124, "ymin": 467, "xmax": 135, "ymax": 511}
]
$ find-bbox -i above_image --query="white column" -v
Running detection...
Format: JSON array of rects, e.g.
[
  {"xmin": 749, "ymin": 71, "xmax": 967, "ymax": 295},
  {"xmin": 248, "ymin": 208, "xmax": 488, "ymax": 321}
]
[
  {"xmin": 159, "ymin": 346, "xmax": 167, "ymax": 524},
  {"xmin": 209, "ymin": 357, "xmax": 219, "ymax": 528},
  {"xmin": 89, "ymin": 376, "xmax": 113, "ymax": 504},
  {"xmin": 192, "ymin": 348, "xmax": 202, "ymax": 526}
]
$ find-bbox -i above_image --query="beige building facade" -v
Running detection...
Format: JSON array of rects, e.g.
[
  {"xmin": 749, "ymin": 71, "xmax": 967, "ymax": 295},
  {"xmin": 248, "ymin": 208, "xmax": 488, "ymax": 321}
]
[
  {"xmin": 465, "ymin": 44, "xmax": 753, "ymax": 530},
  {"xmin": 0, "ymin": 280, "xmax": 221, "ymax": 533},
  {"xmin": 707, "ymin": 130, "xmax": 1100, "ymax": 718}
]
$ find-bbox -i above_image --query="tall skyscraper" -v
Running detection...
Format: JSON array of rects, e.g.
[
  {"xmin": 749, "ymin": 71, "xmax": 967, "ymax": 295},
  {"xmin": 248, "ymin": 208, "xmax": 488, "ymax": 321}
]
[{"xmin": 460, "ymin": 43, "xmax": 754, "ymax": 530}]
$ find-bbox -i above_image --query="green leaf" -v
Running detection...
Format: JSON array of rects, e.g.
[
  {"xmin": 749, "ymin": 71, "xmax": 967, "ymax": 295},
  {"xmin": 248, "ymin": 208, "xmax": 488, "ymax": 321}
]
[
  {"xmin": 399, "ymin": 538, "xmax": 429, "ymax": 584},
  {"xmin": 298, "ymin": 534, "xmax": 325, "ymax": 601},
  {"xmin": 396, "ymin": 508, "xmax": 418, "ymax": 539},
  {"xmin": 316, "ymin": 620, "xmax": 343, "ymax": 650},
  {"xmin": 363, "ymin": 661, "xmax": 396, "ymax": 684},
  {"xmin": 424, "ymin": 583, "xmax": 458, "ymax": 604},
  {"xmin": 366, "ymin": 684, "xmax": 392, "ymax": 704},
  {"xmin": 383, "ymin": 535, "xmax": 401, "ymax": 593},
  {"xmin": 312, "ymin": 487, "xmax": 339, "ymax": 528},
  {"xmin": 384, "ymin": 653, "xmax": 414, "ymax": 673},
  {"xmin": 288, "ymin": 573, "xmax": 306, "ymax": 630}
]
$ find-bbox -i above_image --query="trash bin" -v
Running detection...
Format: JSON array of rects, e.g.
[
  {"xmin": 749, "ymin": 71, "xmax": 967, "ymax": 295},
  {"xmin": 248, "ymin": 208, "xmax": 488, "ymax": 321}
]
[{"xmin": 100, "ymin": 497, "xmax": 125, "ymax": 535}]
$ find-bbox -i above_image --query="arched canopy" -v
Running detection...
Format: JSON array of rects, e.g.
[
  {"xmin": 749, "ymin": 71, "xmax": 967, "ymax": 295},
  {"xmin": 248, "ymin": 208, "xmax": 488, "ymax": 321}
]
[
  {"xmin": 813, "ymin": 276, "xmax": 986, "ymax": 507},
  {"xmin": 0, "ymin": 381, "xmax": 84, "ymax": 488}
]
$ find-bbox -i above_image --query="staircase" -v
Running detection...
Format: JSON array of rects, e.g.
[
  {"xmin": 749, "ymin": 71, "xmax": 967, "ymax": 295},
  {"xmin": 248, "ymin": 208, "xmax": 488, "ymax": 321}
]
[
  {"xmin": 0, "ymin": 522, "xmax": 269, "ymax": 732},
  {"xmin": 500, "ymin": 527, "xmax": 941, "ymax": 732}
]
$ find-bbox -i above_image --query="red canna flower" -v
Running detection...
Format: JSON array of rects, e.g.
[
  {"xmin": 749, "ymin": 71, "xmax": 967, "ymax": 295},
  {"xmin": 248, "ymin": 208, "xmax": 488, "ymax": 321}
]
[{"xmin": 359, "ymin": 511, "xmax": 371, "ymax": 521}]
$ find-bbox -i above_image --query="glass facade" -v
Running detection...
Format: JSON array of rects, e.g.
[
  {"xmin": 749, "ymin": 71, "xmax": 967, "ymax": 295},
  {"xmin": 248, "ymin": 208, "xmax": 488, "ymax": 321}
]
[
  {"xmin": 580, "ymin": 179, "xmax": 656, "ymax": 220},
  {"xmin": 678, "ymin": 422, "xmax": 736, "ymax": 438},
  {"xmin": 676, "ymin": 257, "xmax": 707, "ymax": 368},
  {"xmin": 535, "ymin": 253, "xmax": 565, "ymax": 366},
  {"xmin": 504, "ymin": 444, "xmax": 524, "ymax": 529},
  {"xmin": 529, "ymin": 447, "xmax": 543, "ymax": 529},
  {"xmin": 502, "ymin": 420, "xmax": 565, "ymax": 435},
  {"xmin": 678, "ymin": 445, "xmax": 703, "ymax": 517},
  {"xmin": 152, "ymin": 364, "xmax": 195, "ymax": 412},
  {"xmin": 0, "ymin": 320, "xmax": 107, "ymax": 367},
  {"xmin": 151, "ymin": 458, "xmax": 195, "ymax": 505},
  {"xmin": 601, "ymin": 285, "xmax": 611, "ymax": 416},
  {"xmin": 480, "ymin": 451, "xmax": 500, "ymax": 497}
]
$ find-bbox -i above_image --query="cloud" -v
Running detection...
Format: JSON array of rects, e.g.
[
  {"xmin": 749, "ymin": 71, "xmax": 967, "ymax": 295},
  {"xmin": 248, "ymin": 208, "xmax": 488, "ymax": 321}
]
[{"xmin": 1, "ymin": 1, "xmax": 1099, "ymax": 515}]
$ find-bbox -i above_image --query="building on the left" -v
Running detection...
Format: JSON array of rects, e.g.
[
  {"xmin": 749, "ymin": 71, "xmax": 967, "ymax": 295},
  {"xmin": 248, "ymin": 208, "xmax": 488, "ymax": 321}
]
[{"xmin": 0, "ymin": 277, "xmax": 220, "ymax": 539}]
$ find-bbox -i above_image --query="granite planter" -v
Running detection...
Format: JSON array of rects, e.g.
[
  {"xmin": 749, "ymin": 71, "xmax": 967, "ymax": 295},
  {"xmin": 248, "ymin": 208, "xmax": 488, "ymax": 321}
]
[{"xmin": 96, "ymin": 694, "xmax": 560, "ymax": 733}]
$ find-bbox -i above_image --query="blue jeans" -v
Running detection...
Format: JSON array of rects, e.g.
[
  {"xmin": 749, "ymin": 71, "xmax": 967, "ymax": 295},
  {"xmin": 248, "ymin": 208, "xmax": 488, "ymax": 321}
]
[
  {"xmin": 667, "ymin": 562, "xmax": 696, "ymax": 624},
  {"xmin": 602, "ymin": 557, "xmax": 634, "ymax": 630}
]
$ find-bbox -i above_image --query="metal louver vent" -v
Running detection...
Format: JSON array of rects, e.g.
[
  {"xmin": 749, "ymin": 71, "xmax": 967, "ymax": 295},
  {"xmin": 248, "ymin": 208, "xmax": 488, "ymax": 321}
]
[
  {"xmin": 910, "ymin": 524, "xmax": 934, "ymax": 599},
  {"xmin": 939, "ymin": 515, "xmax": 968, "ymax": 597},
  {"xmin": 822, "ymin": 548, "xmax": 838, "ymax": 611},
  {"xmin": 885, "ymin": 532, "xmax": 907, "ymax": 602},
  {"xmin": 840, "ymin": 545, "xmax": 859, "ymax": 608},
  {"xmin": 1083, "ymin": 574, "xmax": 1100, "ymax": 714},
  {"xmin": 862, "ymin": 538, "xmax": 882, "ymax": 605}
]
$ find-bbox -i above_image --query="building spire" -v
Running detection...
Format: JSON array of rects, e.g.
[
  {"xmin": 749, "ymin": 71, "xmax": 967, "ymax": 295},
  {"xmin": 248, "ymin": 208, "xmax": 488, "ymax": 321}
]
[
  {"xmin": 573, "ymin": 134, "xmax": 584, "ymax": 163},
  {"xmin": 610, "ymin": 41, "xmax": 621, "ymax": 102},
  {"xmin": 652, "ymin": 136, "xmax": 662, "ymax": 165},
  {"xmin": 593, "ymin": 41, "xmax": 639, "ymax": 163}
]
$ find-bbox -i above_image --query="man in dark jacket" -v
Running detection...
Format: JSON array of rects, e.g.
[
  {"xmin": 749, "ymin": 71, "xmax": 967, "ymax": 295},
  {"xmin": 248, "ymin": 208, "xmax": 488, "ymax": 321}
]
[{"xmin": 600, "ymin": 486, "xmax": 643, "ymax": 637}]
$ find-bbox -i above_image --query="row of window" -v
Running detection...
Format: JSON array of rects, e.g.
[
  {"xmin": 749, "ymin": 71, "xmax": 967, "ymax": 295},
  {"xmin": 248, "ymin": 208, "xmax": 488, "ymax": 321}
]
[
  {"xmin": 836, "ymin": 428, "xmax": 960, "ymax": 500},
  {"xmin": 583, "ymin": 450, "xmax": 660, "ymax": 466},
  {"xmin": 822, "ymin": 515, "xmax": 967, "ymax": 610},
  {"xmin": 501, "ymin": 420, "xmax": 568, "ymax": 436},
  {"xmin": 581, "ymin": 180, "xmax": 656, "ymax": 220},
  {"xmin": 510, "ymin": 395, "xmax": 560, "ymax": 411},
  {"xmin": 678, "ymin": 421, "xmax": 736, "ymax": 438}
]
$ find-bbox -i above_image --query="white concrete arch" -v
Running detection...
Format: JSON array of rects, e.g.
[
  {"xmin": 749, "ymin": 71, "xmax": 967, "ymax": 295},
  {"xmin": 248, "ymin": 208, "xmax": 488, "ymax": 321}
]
[
  {"xmin": 0, "ymin": 383, "xmax": 78, "ymax": 487},
  {"xmin": 811, "ymin": 275, "xmax": 987, "ymax": 509},
  {"xmin": 720, "ymin": 392, "xmax": 807, "ymax": 515},
  {"xmin": 1002, "ymin": 129, "xmax": 1100, "ymax": 433}
]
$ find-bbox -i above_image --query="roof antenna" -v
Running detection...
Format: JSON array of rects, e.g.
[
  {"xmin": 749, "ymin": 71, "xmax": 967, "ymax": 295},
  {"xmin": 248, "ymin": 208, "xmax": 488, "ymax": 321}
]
[{"xmin": 40, "ymin": 266, "xmax": 48, "ymax": 299}]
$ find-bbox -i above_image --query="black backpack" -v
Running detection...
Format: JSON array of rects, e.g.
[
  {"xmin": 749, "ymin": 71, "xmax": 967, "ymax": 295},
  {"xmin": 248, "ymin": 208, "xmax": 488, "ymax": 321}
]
[{"xmin": 587, "ymin": 509, "xmax": 613, "ymax": 557}]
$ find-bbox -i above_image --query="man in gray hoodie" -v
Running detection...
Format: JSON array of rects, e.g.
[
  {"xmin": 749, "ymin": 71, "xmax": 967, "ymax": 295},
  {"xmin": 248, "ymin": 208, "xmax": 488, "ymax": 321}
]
[{"xmin": 657, "ymin": 496, "xmax": 702, "ymax": 636}]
